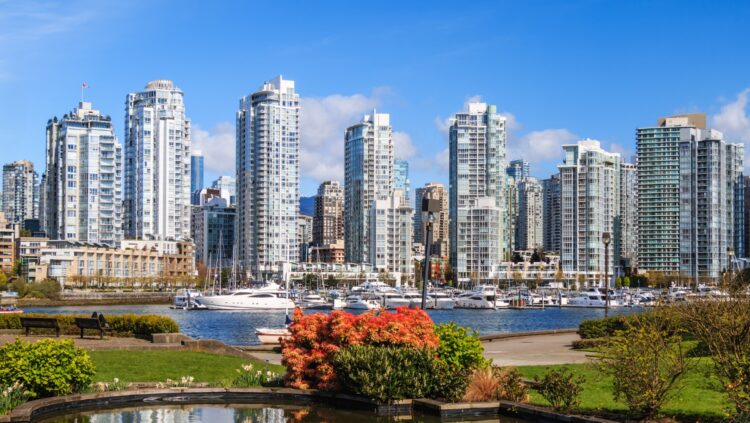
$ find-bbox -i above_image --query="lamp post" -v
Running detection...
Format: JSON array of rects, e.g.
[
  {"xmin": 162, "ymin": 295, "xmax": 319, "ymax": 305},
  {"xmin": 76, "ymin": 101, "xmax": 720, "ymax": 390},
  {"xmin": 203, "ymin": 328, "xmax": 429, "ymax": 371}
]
[{"xmin": 602, "ymin": 232, "xmax": 611, "ymax": 318}]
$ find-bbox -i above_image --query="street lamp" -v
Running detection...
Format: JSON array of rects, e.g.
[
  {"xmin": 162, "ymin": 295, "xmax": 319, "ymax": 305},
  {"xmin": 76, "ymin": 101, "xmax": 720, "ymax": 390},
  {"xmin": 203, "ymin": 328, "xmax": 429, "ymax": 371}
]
[{"xmin": 602, "ymin": 232, "xmax": 611, "ymax": 318}]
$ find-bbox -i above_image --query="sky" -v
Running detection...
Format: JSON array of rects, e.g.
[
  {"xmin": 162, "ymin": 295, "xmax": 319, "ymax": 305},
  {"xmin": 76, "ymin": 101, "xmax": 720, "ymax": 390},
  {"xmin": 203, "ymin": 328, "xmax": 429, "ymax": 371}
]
[{"xmin": 2, "ymin": 0, "xmax": 750, "ymax": 197}]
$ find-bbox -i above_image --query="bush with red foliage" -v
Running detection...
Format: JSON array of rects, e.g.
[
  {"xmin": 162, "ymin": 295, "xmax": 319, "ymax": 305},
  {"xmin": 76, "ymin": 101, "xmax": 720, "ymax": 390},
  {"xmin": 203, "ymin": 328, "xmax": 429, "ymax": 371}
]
[{"xmin": 281, "ymin": 307, "xmax": 439, "ymax": 390}]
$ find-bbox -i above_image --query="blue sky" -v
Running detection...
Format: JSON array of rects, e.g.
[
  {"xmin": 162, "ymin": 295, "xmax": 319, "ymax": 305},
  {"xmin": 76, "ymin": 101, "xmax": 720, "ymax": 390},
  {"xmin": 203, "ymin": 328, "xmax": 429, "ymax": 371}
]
[{"xmin": 2, "ymin": 0, "xmax": 750, "ymax": 197}]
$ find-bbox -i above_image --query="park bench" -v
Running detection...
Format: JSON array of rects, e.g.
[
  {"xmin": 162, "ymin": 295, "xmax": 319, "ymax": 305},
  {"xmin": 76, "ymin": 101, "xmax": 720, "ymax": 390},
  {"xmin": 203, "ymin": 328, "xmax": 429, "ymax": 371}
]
[
  {"xmin": 20, "ymin": 317, "xmax": 60, "ymax": 337},
  {"xmin": 74, "ymin": 317, "xmax": 112, "ymax": 339}
]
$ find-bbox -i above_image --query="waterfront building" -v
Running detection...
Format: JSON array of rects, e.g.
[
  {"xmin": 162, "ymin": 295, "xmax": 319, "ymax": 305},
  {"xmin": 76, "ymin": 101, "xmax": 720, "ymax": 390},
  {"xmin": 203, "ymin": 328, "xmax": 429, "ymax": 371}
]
[
  {"xmin": 504, "ymin": 176, "xmax": 518, "ymax": 258},
  {"xmin": 191, "ymin": 197, "xmax": 235, "ymax": 265},
  {"xmin": 619, "ymin": 162, "xmax": 638, "ymax": 272},
  {"xmin": 211, "ymin": 176, "xmax": 236, "ymax": 205},
  {"xmin": 236, "ymin": 76, "xmax": 300, "ymax": 276},
  {"xmin": 16, "ymin": 236, "xmax": 48, "ymax": 282},
  {"xmin": 298, "ymin": 214, "xmax": 313, "ymax": 262},
  {"xmin": 413, "ymin": 182, "xmax": 449, "ymax": 257},
  {"xmin": 516, "ymin": 177, "xmax": 544, "ymax": 251},
  {"xmin": 559, "ymin": 139, "xmax": 621, "ymax": 286},
  {"xmin": 507, "ymin": 159, "xmax": 529, "ymax": 181},
  {"xmin": 394, "ymin": 159, "xmax": 410, "ymax": 202},
  {"xmin": 636, "ymin": 114, "xmax": 705, "ymax": 274},
  {"xmin": 2, "ymin": 160, "xmax": 38, "ymax": 224},
  {"xmin": 43, "ymin": 102, "xmax": 123, "ymax": 246},
  {"xmin": 542, "ymin": 174, "xmax": 561, "ymax": 254},
  {"xmin": 679, "ymin": 129, "xmax": 744, "ymax": 280},
  {"xmin": 0, "ymin": 212, "xmax": 18, "ymax": 274},
  {"xmin": 313, "ymin": 180, "xmax": 344, "ymax": 247},
  {"xmin": 309, "ymin": 240, "xmax": 345, "ymax": 264},
  {"xmin": 449, "ymin": 102, "xmax": 507, "ymax": 281},
  {"xmin": 344, "ymin": 111, "xmax": 393, "ymax": 264},
  {"xmin": 369, "ymin": 191, "xmax": 413, "ymax": 281},
  {"xmin": 39, "ymin": 240, "xmax": 195, "ymax": 286},
  {"xmin": 124, "ymin": 80, "xmax": 191, "ymax": 241},
  {"xmin": 190, "ymin": 151, "xmax": 204, "ymax": 205}
]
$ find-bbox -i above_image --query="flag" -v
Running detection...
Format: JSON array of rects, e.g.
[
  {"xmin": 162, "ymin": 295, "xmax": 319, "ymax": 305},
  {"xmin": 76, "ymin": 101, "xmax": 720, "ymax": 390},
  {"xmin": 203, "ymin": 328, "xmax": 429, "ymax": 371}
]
[{"xmin": 81, "ymin": 82, "xmax": 89, "ymax": 89}]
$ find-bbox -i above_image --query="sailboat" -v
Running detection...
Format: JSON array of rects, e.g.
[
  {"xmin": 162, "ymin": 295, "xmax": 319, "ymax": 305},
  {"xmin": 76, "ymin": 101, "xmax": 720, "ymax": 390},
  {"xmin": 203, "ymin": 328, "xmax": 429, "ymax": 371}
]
[{"xmin": 255, "ymin": 263, "xmax": 294, "ymax": 344}]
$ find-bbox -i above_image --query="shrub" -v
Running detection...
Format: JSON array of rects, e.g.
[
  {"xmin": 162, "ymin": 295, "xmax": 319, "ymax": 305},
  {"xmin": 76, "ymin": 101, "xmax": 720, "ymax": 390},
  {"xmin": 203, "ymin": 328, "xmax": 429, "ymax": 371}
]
[
  {"xmin": 25, "ymin": 279, "xmax": 61, "ymax": 300},
  {"xmin": 332, "ymin": 345, "xmax": 470, "ymax": 403},
  {"xmin": 0, "ymin": 382, "xmax": 28, "ymax": 414},
  {"xmin": 578, "ymin": 315, "xmax": 632, "ymax": 339},
  {"xmin": 282, "ymin": 307, "xmax": 438, "ymax": 390},
  {"xmin": 435, "ymin": 322, "xmax": 488, "ymax": 370},
  {"xmin": 534, "ymin": 368, "xmax": 584, "ymax": 412},
  {"xmin": 0, "ymin": 313, "xmax": 178, "ymax": 336},
  {"xmin": 231, "ymin": 363, "xmax": 282, "ymax": 388},
  {"xmin": 570, "ymin": 338, "xmax": 607, "ymax": 350},
  {"xmin": 463, "ymin": 366, "xmax": 528, "ymax": 403},
  {"xmin": 0, "ymin": 338, "xmax": 95, "ymax": 398},
  {"xmin": 595, "ymin": 312, "xmax": 689, "ymax": 420}
]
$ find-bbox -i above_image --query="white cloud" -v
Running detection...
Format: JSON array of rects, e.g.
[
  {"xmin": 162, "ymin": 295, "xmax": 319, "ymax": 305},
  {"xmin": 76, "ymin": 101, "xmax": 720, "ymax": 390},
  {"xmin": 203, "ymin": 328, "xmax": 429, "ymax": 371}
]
[
  {"xmin": 435, "ymin": 148, "xmax": 450, "ymax": 170},
  {"xmin": 508, "ymin": 128, "xmax": 578, "ymax": 163},
  {"xmin": 300, "ymin": 92, "xmax": 379, "ymax": 182},
  {"xmin": 191, "ymin": 122, "xmax": 235, "ymax": 174},
  {"xmin": 393, "ymin": 131, "xmax": 416, "ymax": 159},
  {"xmin": 713, "ymin": 88, "xmax": 750, "ymax": 173}
]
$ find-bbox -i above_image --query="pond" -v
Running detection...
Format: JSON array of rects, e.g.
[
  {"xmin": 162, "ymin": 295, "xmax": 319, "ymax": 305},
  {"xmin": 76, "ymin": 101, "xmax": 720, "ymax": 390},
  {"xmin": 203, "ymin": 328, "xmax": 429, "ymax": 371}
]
[{"xmin": 37, "ymin": 403, "xmax": 532, "ymax": 422}]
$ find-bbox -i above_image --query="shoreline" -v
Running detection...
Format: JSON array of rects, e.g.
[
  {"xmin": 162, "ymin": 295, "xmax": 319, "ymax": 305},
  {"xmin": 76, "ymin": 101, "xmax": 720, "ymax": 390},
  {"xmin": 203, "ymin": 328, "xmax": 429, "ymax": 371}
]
[{"xmin": 18, "ymin": 296, "xmax": 171, "ymax": 308}]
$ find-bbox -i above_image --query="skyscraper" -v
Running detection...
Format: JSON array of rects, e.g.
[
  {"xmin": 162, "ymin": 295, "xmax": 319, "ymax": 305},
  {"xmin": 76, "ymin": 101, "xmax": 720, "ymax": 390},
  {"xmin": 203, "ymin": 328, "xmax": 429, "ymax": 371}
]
[
  {"xmin": 344, "ymin": 111, "xmax": 393, "ymax": 264},
  {"xmin": 679, "ymin": 129, "xmax": 744, "ymax": 280},
  {"xmin": 449, "ymin": 102, "xmax": 507, "ymax": 281},
  {"xmin": 191, "ymin": 197, "xmax": 235, "ymax": 265},
  {"xmin": 542, "ymin": 174, "xmax": 561, "ymax": 253},
  {"xmin": 313, "ymin": 180, "xmax": 344, "ymax": 247},
  {"xmin": 559, "ymin": 139, "xmax": 621, "ymax": 286},
  {"xmin": 124, "ymin": 80, "xmax": 191, "ymax": 241},
  {"xmin": 236, "ymin": 76, "xmax": 300, "ymax": 275},
  {"xmin": 44, "ymin": 102, "xmax": 123, "ymax": 245},
  {"xmin": 211, "ymin": 176, "xmax": 236, "ymax": 205},
  {"xmin": 507, "ymin": 159, "xmax": 529, "ymax": 180},
  {"xmin": 2, "ymin": 160, "xmax": 38, "ymax": 224},
  {"xmin": 393, "ymin": 159, "xmax": 410, "ymax": 201},
  {"xmin": 619, "ymin": 162, "xmax": 638, "ymax": 272},
  {"xmin": 637, "ymin": 114, "xmax": 705, "ymax": 274},
  {"xmin": 516, "ymin": 177, "xmax": 544, "ymax": 251},
  {"xmin": 191, "ymin": 151, "xmax": 204, "ymax": 197},
  {"xmin": 414, "ymin": 182, "xmax": 449, "ymax": 257},
  {"xmin": 369, "ymin": 190, "xmax": 413, "ymax": 279}
]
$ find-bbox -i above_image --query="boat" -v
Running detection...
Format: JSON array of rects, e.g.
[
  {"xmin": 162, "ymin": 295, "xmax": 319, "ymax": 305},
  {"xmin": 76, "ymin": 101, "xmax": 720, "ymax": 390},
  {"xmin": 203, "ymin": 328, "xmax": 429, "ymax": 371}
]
[
  {"xmin": 429, "ymin": 290, "xmax": 455, "ymax": 309},
  {"xmin": 344, "ymin": 293, "xmax": 381, "ymax": 310},
  {"xmin": 255, "ymin": 327, "xmax": 291, "ymax": 344},
  {"xmin": 567, "ymin": 287, "xmax": 623, "ymax": 307},
  {"xmin": 378, "ymin": 291, "xmax": 411, "ymax": 309},
  {"xmin": 454, "ymin": 285, "xmax": 498, "ymax": 309},
  {"xmin": 298, "ymin": 292, "xmax": 331, "ymax": 309},
  {"xmin": 171, "ymin": 289, "xmax": 205, "ymax": 310},
  {"xmin": 0, "ymin": 293, "xmax": 22, "ymax": 314},
  {"xmin": 198, "ymin": 282, "xmax": 295, "ymax": 310}
]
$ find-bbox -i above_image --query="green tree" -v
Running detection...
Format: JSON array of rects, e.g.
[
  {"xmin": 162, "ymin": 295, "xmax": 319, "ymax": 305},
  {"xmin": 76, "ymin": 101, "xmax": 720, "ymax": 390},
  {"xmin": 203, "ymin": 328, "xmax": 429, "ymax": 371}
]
[{"xmin": 622, "ymin": 276, "xmax": 631, "ymax": 288}]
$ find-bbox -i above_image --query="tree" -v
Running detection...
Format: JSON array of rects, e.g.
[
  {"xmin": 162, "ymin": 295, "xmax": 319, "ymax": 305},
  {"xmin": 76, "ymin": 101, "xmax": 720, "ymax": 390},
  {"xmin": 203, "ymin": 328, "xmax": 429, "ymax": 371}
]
[
  {"xmin": 511, "ymin": 271, "xmax": 523, "ymax": 287},
  {"xmin": 622, "ymin": 276, "xmax": 631, "ymax": 288},
  {"xmin": 443, "ymin": 262, "xmax": 455, "ymax": 287},
  {"xmin": 615, "ymin": 276, "xmax": 622, "ymax": 288},
  {"xmin": 0, "ymin": 273, "xmax": 6, "ymax": 291},
  {"xmin": 595, "ymin": 310, "xmax": 689, "ymax": 420},
  {"xmin": 576, "ymin": 273, "xmax": 586, "ymax": 290},
  {"xmin": 530, "ymin": 249, "xmax": 541, "ymax": 263},
  {"xmin": 511, "ymin": 252, "xmax": 524, "ymax": 264},
  {"xmin": 414, "ymin": 259, "xmax": 423, "ymax": 287}
]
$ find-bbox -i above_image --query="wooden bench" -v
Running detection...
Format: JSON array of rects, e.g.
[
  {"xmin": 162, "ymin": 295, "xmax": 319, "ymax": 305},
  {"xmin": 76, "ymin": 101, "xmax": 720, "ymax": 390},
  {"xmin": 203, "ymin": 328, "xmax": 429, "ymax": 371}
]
[
  {"xmin": 20, "ymin": 317, "xmax": 60, "ymax": 337},
  {"xmin": 74, "ymin": 317, "xmax": 110, "ymax": 339}
]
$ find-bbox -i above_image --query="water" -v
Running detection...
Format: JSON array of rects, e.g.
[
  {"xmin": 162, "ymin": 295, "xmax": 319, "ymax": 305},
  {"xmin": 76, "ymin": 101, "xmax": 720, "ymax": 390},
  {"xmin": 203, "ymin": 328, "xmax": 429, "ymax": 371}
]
[
  {"xmin": 25, "ymin": 304, "xmax": 641, "ymax": 346},
  {"xmin": 38, "ymin": 403, "xmax": 530, "ymax": 422}
]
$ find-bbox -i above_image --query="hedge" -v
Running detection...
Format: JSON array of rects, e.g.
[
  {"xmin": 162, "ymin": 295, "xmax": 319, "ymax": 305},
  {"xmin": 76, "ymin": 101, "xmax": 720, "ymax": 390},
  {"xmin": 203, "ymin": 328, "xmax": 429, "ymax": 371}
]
[
  {"xmin": 0, "ymin": 313, "xmax": 178, "ymax": 337},
  {"xmin": 578, "ymin": 315, "xmax": 638, "ymax": 339}
]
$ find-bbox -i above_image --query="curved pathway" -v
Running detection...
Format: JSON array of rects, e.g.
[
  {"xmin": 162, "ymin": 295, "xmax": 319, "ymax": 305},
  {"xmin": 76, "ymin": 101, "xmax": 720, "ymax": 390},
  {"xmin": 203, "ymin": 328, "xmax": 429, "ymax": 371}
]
[{"xmin": 482, "ymin": 332, "xmax": 589, "ymax": 366}]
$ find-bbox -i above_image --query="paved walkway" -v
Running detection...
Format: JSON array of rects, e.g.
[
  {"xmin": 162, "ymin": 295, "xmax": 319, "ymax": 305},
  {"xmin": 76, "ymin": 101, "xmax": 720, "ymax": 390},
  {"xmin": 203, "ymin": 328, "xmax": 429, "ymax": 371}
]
[
  {"xmin": 482, "ymin": 332, "xmax": 590, "ymax": 366},
  {"xmin": 0, "ymin": 333, "xmax": 182, "ymax": 350}
]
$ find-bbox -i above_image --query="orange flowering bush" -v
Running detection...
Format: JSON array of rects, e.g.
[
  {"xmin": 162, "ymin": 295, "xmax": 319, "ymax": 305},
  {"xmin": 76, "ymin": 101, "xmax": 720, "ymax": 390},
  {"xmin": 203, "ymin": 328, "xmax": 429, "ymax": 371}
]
[{"xmin": 281, "ymin": 307, "xmax": 438, "ymax": 390}]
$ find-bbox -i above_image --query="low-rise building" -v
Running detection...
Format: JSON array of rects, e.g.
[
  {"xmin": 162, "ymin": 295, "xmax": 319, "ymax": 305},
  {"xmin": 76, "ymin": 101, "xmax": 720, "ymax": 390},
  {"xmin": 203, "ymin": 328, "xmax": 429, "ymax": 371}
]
[
  {"xmin": 0, "ymin": 212, "xmax": 18, "ymax": 274},
  {"xmin": 16, "ymin": 236, "xmax": 48, "ymax": 282},
  {"xmin": 308, "ymin": 240, "xmax": 345, "ymax": 264}
]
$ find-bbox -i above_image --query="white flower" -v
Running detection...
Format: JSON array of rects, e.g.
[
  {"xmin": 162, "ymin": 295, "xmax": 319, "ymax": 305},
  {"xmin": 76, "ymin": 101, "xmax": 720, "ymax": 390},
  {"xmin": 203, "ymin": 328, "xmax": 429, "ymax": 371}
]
[{"xmin": 113, "ymin": 378, "xmax": 119, "ymax": 384}]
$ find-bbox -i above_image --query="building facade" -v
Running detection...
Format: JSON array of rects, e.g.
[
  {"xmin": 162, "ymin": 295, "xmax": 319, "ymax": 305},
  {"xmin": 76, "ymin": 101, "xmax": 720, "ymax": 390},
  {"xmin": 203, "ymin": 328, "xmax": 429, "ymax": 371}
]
[
  {"xmin": 449, "ymin": 102, "xmax": 507, "ymax": 281},
  {"xmin": 516, "ymin": 177, "xmax": 544, "ymax": 251},
  {"xmin": 236, "ymin": 76, "xmax": 300, "ymax": 276},
  {"xmin": 542, "ymin": 174, "xmax": 562, "ymax": 253},
  {"xmin": 0, "ymin": 212, "xmax": 18, "ymax": 274},
  {"xmin": 211, "ymin": 176, "xmax": 236, "ymax": 205},
  {"xmin": 369, "ymin": 191, "xmax": 413, "ymax": 279},
  {"xmin": 344, "ymin": 111, "xmax": 393, "ymax": 264},
  {"xmin": 637, "ymin": 114, "xmax": 705, "ymax": 274},
  {"xmin": 559, "ymin": 139, "xmax": 621, "ymax": 286},
  {"xmin": 413, "ymin": 182, "xmax": 449, "ymax": 257},
  {"xmin": 44, "ymin": 102, "xmax": 123, "ymax": 246},
  {"xmin": 393, "ymin": 159, "xmax": 410, "ymax": 202},
  {"xmin": 191, "ymin": 198, "xmax": 235, "ymax": 265},
  {"xmin": 313, "ymin": 180, "xmax": 344, "ymax": 247},
  {"xmin": 190, "ymin": 151, "xmax": 204, "ymax": 203},
  {"xmin": 298, "ymin": 214, "xmax": 313, "ymax": 263},
  {"xmin": 124, "ymin": 80, "xmax": 191, "ymax": 241},
  {"xmin": 506, "ymin": 159, "xmax": 529, "ymax": 181},
  {"xmin": 2, "ymin": 160, "xmax": 37, "ymax": 224},
  {"xmin": 619, "ymin": 162, "xmax": 638, "ymax": 272}
]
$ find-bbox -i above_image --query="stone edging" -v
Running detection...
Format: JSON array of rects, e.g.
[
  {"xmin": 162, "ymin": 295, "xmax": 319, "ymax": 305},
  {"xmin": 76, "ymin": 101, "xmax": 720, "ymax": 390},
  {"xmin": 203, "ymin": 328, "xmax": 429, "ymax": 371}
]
[
  {"xmin": 479, "ymin": 328, "xmax": 578, "ymax": 342},
  {"xmin": 1, "ymin": 387, "xmax": 617, "ymax": 423}
]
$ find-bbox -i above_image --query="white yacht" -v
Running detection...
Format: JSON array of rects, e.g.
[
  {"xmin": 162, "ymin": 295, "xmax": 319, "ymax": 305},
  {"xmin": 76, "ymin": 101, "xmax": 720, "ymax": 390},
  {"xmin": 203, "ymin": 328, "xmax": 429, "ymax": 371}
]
[
  {"xmin": 567, "ymin": 288, "xmax": 623, "ymax": 308},
  {"xmin": 378, "ymin": 291, "xmax": 411, "ymax": 309},
  {"xmin": 299, "ymin": 292, "xmax": 331, "ymax": 309},
  {"xmin": 454, "ymin": 285, "xmax": 498, "ymax": 309},
  {"xmin": 344, "ymin": 294, "xmax": 382, "ymax": 310},
  {"xmin": 198, "ymin": 282, "xmax": 295, "ymax": 310},
  {"xmin": 429, "ymin": 290, "xmax": 455, "ymax": 309}
]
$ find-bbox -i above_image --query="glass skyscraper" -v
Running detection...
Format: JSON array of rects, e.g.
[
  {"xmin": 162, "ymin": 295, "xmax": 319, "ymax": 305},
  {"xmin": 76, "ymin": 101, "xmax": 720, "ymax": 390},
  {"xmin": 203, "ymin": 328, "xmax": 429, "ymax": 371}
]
[{"xmin": 190, "ymin": 152, "xmax": 204, "ymax": 196}]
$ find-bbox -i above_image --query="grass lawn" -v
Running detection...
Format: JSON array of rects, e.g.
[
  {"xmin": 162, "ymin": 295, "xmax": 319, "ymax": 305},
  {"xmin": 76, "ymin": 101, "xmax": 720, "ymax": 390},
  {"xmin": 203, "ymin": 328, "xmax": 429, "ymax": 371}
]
[
  {"xmin": 517, "ymin": 360, "xmax": 733, "ymax": 422},
  {"xmin": 88, "ymin": 350, "xmax": 285, "ymax": 385}
]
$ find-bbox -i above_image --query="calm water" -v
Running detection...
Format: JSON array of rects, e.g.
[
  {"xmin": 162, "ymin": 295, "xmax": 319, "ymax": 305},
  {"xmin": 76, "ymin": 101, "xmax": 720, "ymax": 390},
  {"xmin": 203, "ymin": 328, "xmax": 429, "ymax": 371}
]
[
  {"xmin": 25, "ymin": 304, "xmax": 640, "ymax": 346},
  {"xmin": 38, "ymin": 403, "xmax": 530, "ymax": 422}
]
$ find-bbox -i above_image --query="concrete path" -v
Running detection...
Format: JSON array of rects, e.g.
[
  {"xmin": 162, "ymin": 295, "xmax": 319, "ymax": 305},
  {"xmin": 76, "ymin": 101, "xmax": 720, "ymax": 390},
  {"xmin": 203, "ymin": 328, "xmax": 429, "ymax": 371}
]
[
  {"xmin": 482, "ymin": 332, "xmax": 590, "ymax": 366},
  {"xmin": 0, "ymin": 333, "xmax": 182, "ymax": 350}
]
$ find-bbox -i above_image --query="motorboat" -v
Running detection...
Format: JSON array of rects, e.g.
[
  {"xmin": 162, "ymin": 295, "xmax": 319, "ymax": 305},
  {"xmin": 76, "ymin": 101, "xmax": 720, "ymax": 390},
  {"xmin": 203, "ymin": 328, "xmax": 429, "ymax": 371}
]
[
  {"xmin": 344, "ymin": 293, "xmax": 381, "ymax": 310},
  {"xmin": 198, "ymin": 282, "xmax": 295, "ymax": 310},
  {"xmin": 171, "ymin": 289, "xmax": 205, "ymax": 310},
  {"xmin": 378, "ymin": 291, "xmax": 411, "ymax": 309},
  {"xmin": 255, "ymin": 327, "xmax": 291, "ymax": 344},
  {"xmin": 298, "ymin": 292, "xmax": 331, "ymax": 309},
  {"xmin": 454, "ymin": 285, "xmax": 498, "ymax": 309},
  {"xmin": 429, "ymin": 290, "xmax": 455, "ymax": 309},
  {"xmin": 567, "ymin": 287, "xmax": 623, "ymax": 307}
]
